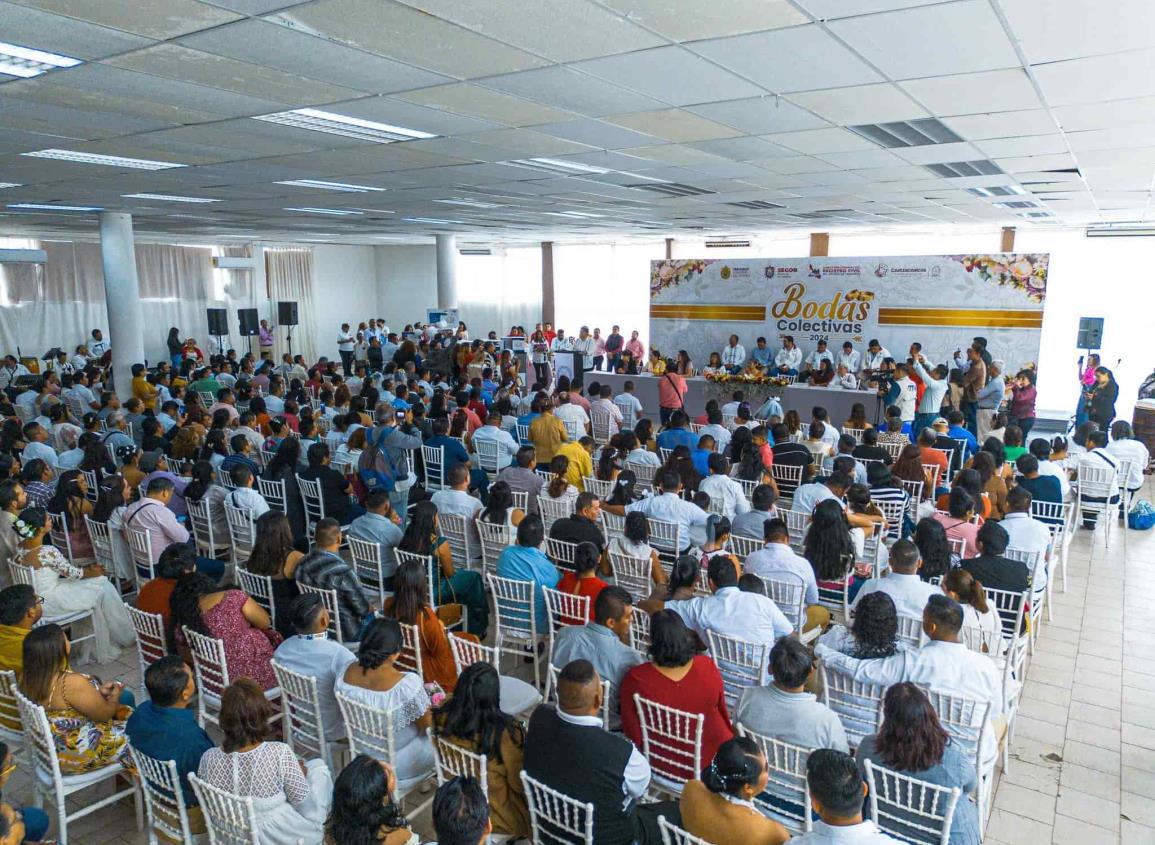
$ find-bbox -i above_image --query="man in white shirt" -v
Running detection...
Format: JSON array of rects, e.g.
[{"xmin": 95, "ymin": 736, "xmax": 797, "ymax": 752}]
[
  {"xmin": 614, "ymin": 382, "xmax": 643, "ymax": 421},
  {"xmin": 1074, "ymin": 430, "xmax": 1121, "ymax": 528},
  {"xmin": 793, "ymin": 749, "xmax": 905, "ymax": 845},
  {"xmin": 698, "ymin": 453, "xmax": 750, "ymax": 521},
  {"xmin": 720, "ymin": 391, "xmax": 744, "ymax": 418},
  {"xmin": 0, "ymin": 356, "xmax": 30, "ymax": 392},
  {"xmin": 571, "ymin": 326, "xmax": 596, "ymax": 388},
  {"xmin": 430, "ymin": 463, "xmax": 483, "ymax": 562},
  {"xmin": 1106, "ymin": 420, "xmax": 1150, "ymax": 500},
  {"xmin": 13, "ymin": 383, "xmax": 39, "ymax": 418},
  {"xmin": 88, "ymin": 329, "xmax": 108, "ymax": 358},
  {"xmin": 774, "ymin": 335, "xmax": 803, "ymax": 376},
  {"xmin": 792, "ymin": 473, "xmax": 851, "ymax": 516},
  {"xmin": 67, "ymin": 370, "xmax": 99, "ymax": 412},
  {"xmin": 622, "ymin": 431, "xmax": 661, "ymax": 468},
  {"xmin": 20, "ymin": 423, "xmax": 59, "ymax": 469},
  {"xmin": 620, "ymin": 471, "xmax": 708, "ymax": 554},
  {"xmin": 835, "ymin": 364, "xmax": 858, "ymax": 390},
  {"xmin": 272, "ymin": 593, "xmax": 357, "ymax": 742},
  {"xmin": 233, "ymin": 412, "xmax": 265, "ymax": 452},
  {"xmin": 851, "ymin": 539, "xmax": 938, "ymax": 618},
  {"xmin": 699, "ymin": 409, "xmax": 731, "ymax": 455},
  {"xmin": 1028, "ymin": 438, "xmax": 1069, "ymax": 499},
  {"xmin": 471, "ymin": 410, "xmax": 520, "ymax": 470},
  {"xmin": 999, "ymin": 486, "xmax": 1052, "ymax": 591},
  {"xmin": 549, "ymin": 329, "xmax": 572, "ymax": 354},
  {"xmin": 263, "ymin": 378, "xmax": 286, "ymax": 415},
  {"xmin": 816, "ymin": 594, "xmax": 1003, "ymax": 767},
  {"xmin": 589, "ymin": 385, "xmax": 624, "ymax": 435},
  {"xmin": 837, "ymin": 341, "xmax": 861, "ymax": 375},
  {"xmin": 862, "ymin": 339, "xmax": 891, "ymax": 373},
  {"xmin": 803, "ymin": 339, "xmax": 834, "ymax": 374},
  {"xmin": 721, "ymin": 334, "xmax": 746, "ymax": 374},
  {"xmin": 553, "ymin": 391, "xmax": 589, "ymax": 435},
  {"xmin": 222, "ymin": 465, "xmax": 271, "ymax": 519},
  {"xmin": 744, "ymin": 518, "xmax": 820, "ymax": 607},
  {"xmin": 911, "ymin": 356, "xmax": 950, "ymax": 433},
  {"xmin": 812, "ymin": 408, "xmax": 841, "ymax": 450},
  {"xmin": 649, "ymin": 555, "xmax": 792, "ymax": 683},
  {"xmin": 337, "ymin": 323, "xmax": 356, "ymax": 376}
]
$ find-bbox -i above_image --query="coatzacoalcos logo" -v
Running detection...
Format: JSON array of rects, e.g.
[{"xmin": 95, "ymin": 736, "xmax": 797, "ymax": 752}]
[
  {"xmin": 770, "ymin": 282, "xmax": 874, "ymax": 335},
  {"xmin": 720, "ymin": 265, "xmax": 732, "ymax": 279}
]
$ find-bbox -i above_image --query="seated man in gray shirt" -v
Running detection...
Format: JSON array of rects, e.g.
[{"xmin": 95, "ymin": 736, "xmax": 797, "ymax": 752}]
[
  {"xmin": 735, "ymin": 636, "xmax": 849, "ymax": 753},
  {"xmin": 731, "ymin": 483, "xmax": 779, "ymax": 540},
  {"xmin": 550, "ymin": 586, "xmax": 643, "ymax": 730},
  {"xmin": 496, "ymin": 445, "xmax": 545, "ymax": 515},
  {"xmin": 347, "ymin": 489, "xmax": 404, "ymax": 591}
]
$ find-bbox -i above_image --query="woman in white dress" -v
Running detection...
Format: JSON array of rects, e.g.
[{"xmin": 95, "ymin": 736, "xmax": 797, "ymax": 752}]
[
  {"xmin": 324, "ymin": 755, "xmax": 418, "ymax": 845},
  {"xmin": 14, "ymin": 507, "xmax": 134, "ymax": 664},
  {"xmin": 198, "ymin": 678, "xmax": 332, "ymax": 845},
  {"xmin": 607, "ymin": 510, "xmax": 667, "ymax": 590},
  {"xmin": 334, "ymin": 618, "xmax": 435, "ymax": 793}
]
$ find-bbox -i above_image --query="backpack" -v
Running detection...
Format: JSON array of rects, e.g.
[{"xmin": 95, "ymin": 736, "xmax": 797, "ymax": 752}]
[{"xmin": 358, "ymin": 426, "xmax": 399, "ymax": 493}]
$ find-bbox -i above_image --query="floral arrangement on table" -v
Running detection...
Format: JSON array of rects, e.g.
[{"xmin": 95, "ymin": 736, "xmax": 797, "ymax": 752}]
[
  {"xmin": 952, "ymin": 254, "xmax": 1048, "ymax": 303},
  {"xmin": 650, "ymin": 259, "xmax": 715, "ymax": 296},
  {"xmin": 703, "ymin": 371, "xmax": 792, "ymax": 386}
]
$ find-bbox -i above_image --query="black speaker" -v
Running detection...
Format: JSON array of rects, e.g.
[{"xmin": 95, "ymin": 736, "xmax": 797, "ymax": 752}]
[
  {"xmin": 238, "ymin": 308, "xmax": 259, "ymax": 336},
  {"xmin": 1077, "ymin": 317, "xmax": 1104, "ymax": 350},
  {"xmin": 278, "ymin": 301, "xmax": 299, "ymax": 326},
  {"xmin": 207, "ymin": 308, "xmax": 228, "ymax": 337}
]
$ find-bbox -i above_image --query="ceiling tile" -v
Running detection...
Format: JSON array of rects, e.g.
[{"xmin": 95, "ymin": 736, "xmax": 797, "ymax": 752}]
[
  {"xmin": 687, "ymin": 136, "xmax": 794, "ymax": 161},
  {"xmin": 177, "ymin": 20, "xmax": 452, "ymax": 94},
  {"xmin": 200, "ymin": 0, "xmax": 311, "ymax": 11},
  {"xmin": 994, "ymin": 153, "xmax": 1079, "ymax": 172},
  {"xmin": 616, "ymin": 144, "xmax": 730, "ymax": 166},
  {"xmin": 830, "ymin": 0, "xmax": 1018, "ymax": 79},
  {"xmin": 941, "ymin": 109, "xmax": 1057, "ymax": 141},
  {"xmin": 454, "ymin": 127, "xmax": 597, "ymax": 157},
  {"xmin": 605, "ymin": 109, "xmax": 742, "ymax": 142},
  {"xmin": 270, "ymin": 0, "xmax": 550, "ymax": 79},
  {"xmin": 685, "ymin": 96, "xmax": 829, "ymax": 134},
  {"xmin": 105, "ymin": 44, "xmax": 368, "ymax": 105},
  {"xmin": 6, "ymin": 0, "xmax": 242, "ymax": 39},
  {"xmin": 975, "ymin": 134, "xmax": 1069, "ymax": 158},
  {"xmin": 788, "ymin": 84, "xmax": 927, "ymax": 125},
  {"xmin": 532, "ymin": 119, "xmax": 658, "ymax": 150},
  {"xmin": 817, "ymin": 149, "xmax": 908, "ymax": 169},
  {"xmin": 0, "ymin": 93, "xmax": 177, "ymax": 139},
  {"xmin": 1067, "ymin": 124, "xmax": 1155, "ymax": 152},
  {"xmin": 1054, "ymin": 97, "xmax": 1155, "ymax": 133},
  {"xmin": 393, "ymin": 83, "xmax": 577, "ymax": 126},
  {"xmin": 892, "ymin": 142, "xmax": 985, "ymax": 165},
  {"xmin": 572, "ymin": 47, "xmax": 766, "ymax": 108},
  {"xmin": 690, "ymin": 25, "xmax": 883, "ymax": 94},
  {"xmin": 1034, "ymin": 49, "xmax": 1155, "ymax": 107},
  {"xmin": 481, "ymin": 66, "xmax": 666, "ymax": 117},
  {"xmin": 598, "ymin": 0, "xmax": 806, "ymax": 41},
  {"xmin": 761, "ymin": 156, "xmax": 840, "ymax": 175},
  {"xmin": 326, "ymin": 97, "xmax": 505, "ymax": 136},
  {"xmin": 391, "ymin": 0, "xmax": 665, "ymax": 61},
  {"xmin": 761, "ymin": 127, "xmax": 879, "ymax": 155},
  {"xmin": 795, "ymin": 1, "xmax": 943, "ymax": 19},
  {"xmin": 1000, "ymin": 0, "xmax": 1155, "ymax": 64},
  {"xmin": 0, "ymin": 78, "xmax": 224, "ymax": 124},
  {"xmin": 0, "ymin": 1, "xmax": 155, "ymax": 60},
  {"xmin": 900, "ymin": 69, "xmax": 1041, "ymax": 116}
]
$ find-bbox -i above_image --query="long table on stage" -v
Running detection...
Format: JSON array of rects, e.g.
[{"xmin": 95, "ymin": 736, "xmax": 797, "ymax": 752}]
[{"xmin": 589, "ymin": 371, "xmax": 882, "ymax": 426}]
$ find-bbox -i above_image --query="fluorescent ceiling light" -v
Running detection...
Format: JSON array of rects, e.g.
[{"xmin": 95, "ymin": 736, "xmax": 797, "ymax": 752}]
[
  {"xmin": 274, "ymin": 179, "xmax": 384, "ymax": 193},
  {"xmin": 123, "ymin": 193, "xmax": 220, "ymax": 204},
  {"xmin": 434, "ymin": 198, "xmax": 501, "ymax": 209},
  {"xmin": 508, "ymin": 158, "xmax": 610, "ymax": 175},
  {"xmin": 254, "ymin": 108, "xmax": 436, "ymax": 143},
  {"xmin": 0, "ymin": 41, "xmax": 81, "ymax": 79},
  {"xmin": 22, "ymin": 149, "xmax": 185, "ymax": 170},
  {"xmin": 403, "ymin": 217, "xmax": 463, "ymax": 225},
  {"xmin": 8, "ymin": 203, "xmax": 101, "ymax": 212},
  {"xmin": 0, "ymin": 183, "xmax": 21, "ymax": 190},
  {"xmin": 283, "ymin": 207, "xmax": 363, "ymax": 216},
  {"xmin": 544, "ymin": 210, "xmax": 604, "ymax": 218}
]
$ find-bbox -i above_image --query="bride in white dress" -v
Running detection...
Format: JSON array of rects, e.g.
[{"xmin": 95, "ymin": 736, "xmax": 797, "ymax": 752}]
[
  {"xmin": 197, "ymin": 678, "xmax": 333, "ymax": 845},
  {"xmin": 14, "ymin": 507, "xmax": 134, "ymax": 664}
]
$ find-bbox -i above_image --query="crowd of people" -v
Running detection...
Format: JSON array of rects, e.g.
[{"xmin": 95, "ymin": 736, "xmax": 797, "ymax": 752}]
[{"xmin": 0, "ymin": 313, "xmax": 1144, "ymax": 845}]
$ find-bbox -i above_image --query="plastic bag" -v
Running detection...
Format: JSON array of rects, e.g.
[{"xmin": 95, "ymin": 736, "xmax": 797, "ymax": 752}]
[{"xmin": 1128, "ymin": 500, "xmax": 1155, "ymax": 531}]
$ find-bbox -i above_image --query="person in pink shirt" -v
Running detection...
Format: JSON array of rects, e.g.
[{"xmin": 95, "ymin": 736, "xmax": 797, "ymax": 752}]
[
  {"xmin": 657, "ymin": 364, "xmax": 688, "ymax": 425},
  {"xmin": 593, "ymin": 328, "xmax": 606, "ymax": 372},
  {"xmin": 1075, "ymin": 353, "xmax": 1099, "ymax": 427},
  {"xmin": 624, "ymin": 330, "xmax": 645, "ymax": 362}
]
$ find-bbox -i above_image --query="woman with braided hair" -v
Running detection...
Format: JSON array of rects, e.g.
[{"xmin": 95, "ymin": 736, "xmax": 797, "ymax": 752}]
[{"xmin": 679, "ymin": 736, "xmax": 788, "ymax": 844}]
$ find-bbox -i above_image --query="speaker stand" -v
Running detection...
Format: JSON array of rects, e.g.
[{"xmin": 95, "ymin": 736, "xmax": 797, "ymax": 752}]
[
  {"xmin": 211, "ymin": 334, "xmax": 226, "ymax": 358},
  {"xmin": 286, "ymin": 326, "xmax": 294, "ymax": 359}
]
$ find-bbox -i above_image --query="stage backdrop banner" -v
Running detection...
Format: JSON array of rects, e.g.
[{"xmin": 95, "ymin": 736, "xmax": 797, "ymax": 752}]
[{"xmin": 650, "ymin": 254, "xmax": 1049, "ymax": 373}]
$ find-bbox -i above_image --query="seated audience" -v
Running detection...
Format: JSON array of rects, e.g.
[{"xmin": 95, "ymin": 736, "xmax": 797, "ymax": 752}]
[
  {"xmin": 295, "ymin": 518, "xmax": 375, "ymax": 642},
  {"xmin": 932, "ymin": 487, "xmax": 982, "ymax": 557},
  {"xmin": 794, "ymin": 749, "xmax": 904, "ymax": 844},
  {"xmin": 555, "ymin": 541, "xmax": 609, "ymax": 622},
  {"xmin": 398, "ymin": 501, "xmax": 487, "ymax": 638},
  {"xmin": 818, "ymin": 591, "xmax": 903, "ymax": 659},
  {"xmin": 137, "ymin": 542, "xmax": 197, "ymax": 627},
  {"xmin": 0, "ymin": 585, "xmax": 40, "ymax": 674},
  {"xmin": 850, "ymin": 538, "xmax": 939, "ymax": 619},
  {"xmin": 325, "ymin": 755, "xmax": 416, "ymax": 845},
  {"xmin": 607, "ymin": 511, "xmax": 667, "ymax": 588},
  {"xmin": 680, "ymin": 737, "xmax": 789, "ymax": 845},
  {"xmin": 960, "ymin": 521, "xmax": 1031, "ymax": 596},
  {"xmin": 942, "ymin": 569, "xmax": 1004, "ymax": 654},
  {"xmin": 743, "ymin": 517, "xmax": 828, "ymax": 631},
  {"xmin": 245, "ymin": 511, "xmax": 304, "ymax": 637},
  {"xmin": 431, "ymin": 774, "xmax": 491, "ymax": 845},
  {"xmin": 496, "ymin": 515, "xmax": 559, "ymax": 632},
  {"xmin": 348, "ymin": 489, "xmax": 405, "ymax": 593},
  {"xmin": 300, "ymin": 442, "xmax": 365, "ymax": 525}
]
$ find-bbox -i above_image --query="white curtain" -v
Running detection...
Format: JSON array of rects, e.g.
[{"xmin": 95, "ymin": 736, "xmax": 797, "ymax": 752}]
[
  {"xmin": 458, "ymin": 247, "xmax": 543, "ymax": 334},
  {"xmin": 554, "ymin": 243, "xmax": 662, "ymax": 350},
  {"xmin": 266, "ymin": 247, "xmax": 317, "ymax": 364}
]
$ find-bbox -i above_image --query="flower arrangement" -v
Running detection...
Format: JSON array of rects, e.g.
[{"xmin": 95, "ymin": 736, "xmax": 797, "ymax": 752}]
[
  {"xmin": 703, "ymin": 371, "xmax": 791, "ymax": 386},
  {"xmin": 650, "ymin": 260, "xmax": 714, "ymax": 297},
  {"xmin": 953, "ymin": 254, "xmax": 1048, "ymax": 302},
  {"xmin": 424, "ymin": 681, "xmax": 447, "ymax": 708}
]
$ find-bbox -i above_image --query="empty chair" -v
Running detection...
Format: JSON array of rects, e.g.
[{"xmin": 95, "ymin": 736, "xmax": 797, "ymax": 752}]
[
  {"xmin": 631, "ymin": 694, "xmax": 704, "ymax": 796},
  {"xmin": 487, "ymin": 574, "xmax": 546, "ymax": 690},
  {"xmin": 819, "ymin": 661, "xmax": 888, "ymax": 750},
  {"xmin": 125, "ymin": 606, "xmax": 166, "ymax": 697},
  {"xmin": 271, "ymin": 660, "xmax": 347, "ymax": 773},
  {"xmin": 705, "ymin": 630, "xmax": 768, "ymax": 711},
  {"xmin": 448, "ymin": 637, "xmax": 542, "ymax": 717},
  {"xmin": 658, "ymin": 816, "xmax": 711, "ymax": 845}
]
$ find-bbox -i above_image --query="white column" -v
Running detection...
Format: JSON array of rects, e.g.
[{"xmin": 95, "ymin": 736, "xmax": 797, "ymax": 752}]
[
  {"xmin": 435, "ymin": 233, "xmax": 458, "ymax": 310},
  {"xmin": 99, "ymin": 211, "xmax": 144, "ymax": 401}
]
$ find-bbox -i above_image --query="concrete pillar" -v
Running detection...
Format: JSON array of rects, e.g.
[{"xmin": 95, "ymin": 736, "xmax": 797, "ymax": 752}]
[
  {"xmin": 1000, "ymin": 226, "xmax": 1016, "ymax": 252},
  {"xmin": 98, "ymin": 211, "xmax": 144, "ymax": 400},
  {"xmin": 435, "ymin": 233, "xmax": 458, "ymax": 309},
  {"xmin": 541, "ymin": 241, "xmax": 555, "ymax": 325},
  {"xmin": 665, "ymin": 237, "xmax": 673, "ymax": 259},
  {"xmin": 809, "ymin": 232, "xmax": 830, "ymax": 257}
]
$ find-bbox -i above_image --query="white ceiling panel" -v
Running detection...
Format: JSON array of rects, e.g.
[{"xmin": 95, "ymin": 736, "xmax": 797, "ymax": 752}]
[
  {"xmin": 893, "ymin": 142, "xmax": 984, "ymax": 165},
  {"xmin": 687, "ymin": 136, "xmax": 794, "ymax": 161},
  {"xmin": 1054, "ymin": 97, "xmax": 1155, "ymax": 133},
  {"xmin": 0, "ymin": 94, "xmax": 176, "ymax": 138},
  {"xmin": 391, "ymin": 0, "xmax": 665, "ymax": 62},
  {"xmin": 690, "ymin": 25, "xmax": 883, "ymax": 94},
  {"xmin": 572, "ymin": 47, "xmax": 766, "ymax": 108},
  {"xmin": 685, "ymin": 97, "xmax": 829, "ymax": 135},
  {"xmin": 1000, "ymin": 0, "xmax": 1155, "ymax": 64},
  {"xmin": 532, "ymin": 119, "xmax": 658, "ymax": 150},
  {"xmin": 454, "ymin": 128, "xmax": 597, "ymax": 157},
  {"xmin": 324, "ymin": 97, "xmax": 505, "ymax": 136},
  {"xmin": 617, "ymin": 144, "xmax": 729, "ymax": 166},
  {"xmin": 6, "ymin": 0, "xmax": 243, "ymax": 39},
  {"xmin": 900, "ymin": 69, "xmax": 1041, "ymax": 116},
  {"xmin": 270, "ymin": 0, "xmax": 550, "ymax": 79},
  {"xmin": 392, "ymin": 83, "xmax": 576, "ymax": 126},
  {"xmin": 177, "ymin": 20, "xmax": 452, "ymax": 94},
  {"xmin": 1034, "ymin": 49, "xmax": 1155, "ymax": 107},
  {"xmin": 761, "ymin": 156, "xmax": 840, "ymax": 175},
  {"xmin": 0, "ymin": 78, "xmax": 224, "ymax": 124},
  {"xmin": 605, "ymin": 110, "xmax": 742, "ymax": 142},
  {"xmin": 975, "ymin": 134, "xmax": 1069, "ymax": 158},
  {"xmin": 941, "ymin": 110, "xmax": 1057, "ymax": 141},
  {"xmin": 788, "ymin": 83, "xmax": 927, "ymax": 125},
  {"xmin": 0, "ymin": 1, "xmax": 155, "ymax": 60},
  {"xmin": 201, "ymin": 0, "xmax": 311, "ymax": 11},
  {"xmin": 597, "ymin": 0, "xmax": 806, "ymax": 41},
  {"xmin": 762, "ymin": 128, "xmax": 879, "ymax": 155},
  {"xmin": 480, "ymin": 66, "xmax": 666, "ymax": 117},
  {"xmin": 817, "ymin": 149, "xmax": 909, "ymax": 169},
  {"xmin": 994, "ymin": 153, "xmax": 1079, "ymax": 172},
  {"xmin": 828, "ymin": 0, "xmax": 1018, "ymax": 79},
  {"xmin": 1067, "ymin": 125, "xmax": 1155, "ymax": 153}
]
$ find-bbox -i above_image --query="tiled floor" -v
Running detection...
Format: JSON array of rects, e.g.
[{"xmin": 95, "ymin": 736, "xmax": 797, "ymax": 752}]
[{"xmin": 10, "ymin": 476, "xmax": 1155, "ymax": 844}]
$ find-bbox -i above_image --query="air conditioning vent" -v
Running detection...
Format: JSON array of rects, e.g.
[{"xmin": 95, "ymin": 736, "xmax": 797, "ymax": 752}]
[
  {"xmin": 726, "ymin": 200, "xmax": 786, "ymax": 210},
  {"xmin": 789, "ymin": 209, "xmax": 856, "ymax": 220},
  {"xmin": 705, "ymin": 239, "xmax": 751, "ymax": 248},
  {"xmin": 966, "ymin": 186, "xmax": 1026, "ymax": 198},
  {"xmin": 1022, "ymin": 211, "xmax": 1054, "ymax": 218},
  {"xmin": 624, "ymin": 182, "xmax": 716, "ymax": 197},
  {"xmin": 924, "ymin": 160, "xmax": 1004, "ymax": 178},
  {"xmin": 992, "ymin": 200, "xmax": 1036, "ymax": 209},
  {"xmin": 458, "ymin": 248, "xmax": 492, "ymax": 255},
  {"xmin": 847, "ymin": 118, "xmax": 962, "ymax": 148}
]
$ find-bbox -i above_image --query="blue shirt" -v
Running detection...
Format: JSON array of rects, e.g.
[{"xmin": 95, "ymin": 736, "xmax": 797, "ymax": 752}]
[
  {"xmin": 751, "ymin": 346, "xmax": 773, "ymax": 367},
  {"xmin": 947, "ymin": 424, "xmax": 978, "ymax": 458},
  {"xmin": 656, "ymin": 427, "xmax": 697, "ymax": 452},
  {"xmin": 496, "ymin": 544, "xmax": 560, "ymax": 629},
  {"xmin": 690, "ymin": 448, "xmax": 712, "ymax": 478},
  {"xmin": 426, "ymin": 434, "xmax": 470, "ymax": 468},
  {"xmin": 125, "ymin": 701, "xmax": 214, "ymax": 805}
]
